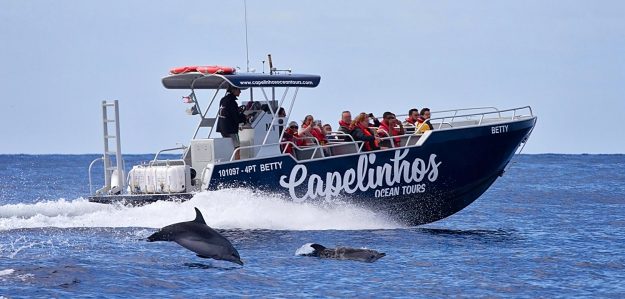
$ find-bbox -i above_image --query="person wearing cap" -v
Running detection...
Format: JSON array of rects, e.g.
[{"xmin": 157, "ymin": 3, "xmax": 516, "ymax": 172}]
[
  {"xmin": 281, "ymin": 121, "xmax": 304, "ymax": 156},
  {"xmin": 216, "ymin": 86, "xmax": 247, "ymax": 160}
]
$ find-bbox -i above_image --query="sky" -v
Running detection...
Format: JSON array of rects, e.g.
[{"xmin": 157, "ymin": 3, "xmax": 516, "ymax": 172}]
[{"xmin": 1, "ymin": 0, "xmax": 624, "ymax": 154}]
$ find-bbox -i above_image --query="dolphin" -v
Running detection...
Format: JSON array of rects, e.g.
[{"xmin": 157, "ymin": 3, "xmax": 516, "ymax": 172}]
[
  {"xmin": 147, "ymin": 207, "xmax": 243, "ymax": 266},
  {"xmin": 295, "ymin": 243, "xmax": 385, "ymax": 263}
]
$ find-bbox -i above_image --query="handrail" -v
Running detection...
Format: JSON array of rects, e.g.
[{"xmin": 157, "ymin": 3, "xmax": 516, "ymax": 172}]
[
  {"xmin": 88, "ymin": 157, "xmax": 103, "ymax": 195},
  {"xmin": 413, "ymin": 106, "xmax": 533, "ymax": 132},
  {"xmin": 326, "ymin": 131, "xmax": 356, "ymax": 142},
  {"xmin": 395, "ymin": 106, "xmax": 501, "ymax": 121},
  {"xmin": 223, "ymin": 106, "xmax": 533, "ymax": 162},
  {"xmin": 280, "ymin": 140, "xmax": 365, "ymax": 159},
  {"xmin": 151, "ymin": 146, "xmax": 187, "ymax": 164}
]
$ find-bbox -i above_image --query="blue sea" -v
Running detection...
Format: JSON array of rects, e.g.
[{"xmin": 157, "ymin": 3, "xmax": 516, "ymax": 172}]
[{"xmin": 1, "ymin": 154, "xmax": 624, "ymax": 298}]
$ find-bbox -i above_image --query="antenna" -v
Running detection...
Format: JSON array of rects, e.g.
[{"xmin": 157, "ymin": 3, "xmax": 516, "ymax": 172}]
[
  {"xmin": 244, "ymin": 0, "xmax": 250, "ymax": 72},
  {"xmin": 268, "ymin": 54, "xmax": 274, "ymax": 75}
]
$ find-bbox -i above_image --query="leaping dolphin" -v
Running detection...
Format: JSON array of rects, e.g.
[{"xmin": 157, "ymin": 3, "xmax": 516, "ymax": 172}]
[
  {"xmin": 147, "ymin": 207, "xmax": 243, "ymax": 266},
  {"xmin": 295, "ymin": 243, "xmax": 386, "ymax": 263}
]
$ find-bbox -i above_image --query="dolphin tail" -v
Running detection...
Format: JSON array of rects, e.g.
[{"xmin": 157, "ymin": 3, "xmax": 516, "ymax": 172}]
[{"xmin": 193, "ymin": 207, "xmax": 206, "ymax": 224}]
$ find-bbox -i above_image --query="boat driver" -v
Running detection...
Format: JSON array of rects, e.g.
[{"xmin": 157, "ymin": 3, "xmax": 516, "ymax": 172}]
[{"xmin": 216, "ymin": 86, "xmax": 247, "ymax": 160}]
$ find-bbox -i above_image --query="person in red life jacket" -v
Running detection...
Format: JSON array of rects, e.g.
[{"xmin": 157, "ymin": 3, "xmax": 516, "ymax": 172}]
[
  {"xmin": 338, "ymin": 111, "xmax": 355, "ymax": 141},
  {"xmin": 281, "ymin": 121, "xmax": 305, "ymax": 155},
  {"xmin": 350, "ymin": 113, "xmax": 381, "ymax": 152},
  {"xmin": 377, "ymin": 112, "xmax": 405, "ymax": 148},
  {"xmin": 403, "ymin": 108, "xmax": 420, "ymax": 126},
  {"xmin": 299, "ymin": 115, "xmax": 326, "ymax": 145},
  {"xmin": 415, "ymin": 108, "xmax": 434, "ymax": 134},
  {"xmin": 216, "ymin": 86, "xmax": 247, "ymax": 160},
  {"xmin": 310, "ymin": 120, "xmax": 328, "ymax": 145}
]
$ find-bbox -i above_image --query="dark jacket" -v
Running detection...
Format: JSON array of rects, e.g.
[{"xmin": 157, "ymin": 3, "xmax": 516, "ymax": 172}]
[
  {"xmin": 216, "ymin": 93, "xmax": 246, "ymax": 134},
  {"xmin": 351, "ymin": 126, "xmax": 379, "ymax": 151}
]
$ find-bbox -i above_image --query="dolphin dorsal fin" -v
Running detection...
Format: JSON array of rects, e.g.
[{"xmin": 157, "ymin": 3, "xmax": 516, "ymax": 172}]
[
  {"xmin": 193, "ymin": 207, "xmax": 206, "ymax": 224},
  {"xmin": 311, "ymin": 243, "xmax": 326, "ymax": 251}
]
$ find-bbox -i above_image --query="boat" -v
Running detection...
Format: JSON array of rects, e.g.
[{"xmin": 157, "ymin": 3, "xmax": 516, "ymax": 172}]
[{"xmin": 87, "ymin": 63, "xmax": 537, "ymax": 226}]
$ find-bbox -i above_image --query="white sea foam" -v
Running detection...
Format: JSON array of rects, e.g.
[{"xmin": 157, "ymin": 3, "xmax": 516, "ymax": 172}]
[
  {"xmin": 294, "ymin": 243, "xmax": 315, "ymax": 256},
  {"xmin": 0, "ymin": 269, "xmax": 15, "ymax": 276},
  {"xmin": 0, "ymin": 189, "xmax": 401, "ymax": 231}
]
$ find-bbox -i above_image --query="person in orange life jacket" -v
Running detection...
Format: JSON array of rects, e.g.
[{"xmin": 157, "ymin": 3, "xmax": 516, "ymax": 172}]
[
  {"xmin": 281, "ymin": 121, "xmax": 305, "ymax": 155},
  {"xmin": 299, "ymin": 115, "xmax": 327, "ymax": 145},
  {"xmin": 403, "ymin": 108, "xmax": 420, "ymax": 127},
  {"xmin": 310, "ymin": 120, "xmax": 328, "ymax": 145},
  {"xmin": 415, "ymin": 107, "xmax": 434, "ymax": 134},
  {"xmin": 377, "ymin": 112, "xmax": 405, "ymax": 148},
  {"xmin": 350, "ymin": 113, "xmax": 381, "ymax": 152},
  {"xmin": 216, "ymin": 86, "xmax": 247, "ymax": 160},
  {"xmin": 337, "ymin": 111, "xmax": 355, "ymax": 141}
]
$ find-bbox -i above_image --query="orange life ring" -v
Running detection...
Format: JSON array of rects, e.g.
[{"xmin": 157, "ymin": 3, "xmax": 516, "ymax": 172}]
[{"xmin": 169, "ymin": 65, "xmax": 236, "ymax": 75}]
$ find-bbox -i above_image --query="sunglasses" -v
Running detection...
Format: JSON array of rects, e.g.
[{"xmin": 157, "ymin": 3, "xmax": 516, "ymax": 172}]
[{"xmin": 290, "ymin": 126, "xmax": 298, "ymax": 129}]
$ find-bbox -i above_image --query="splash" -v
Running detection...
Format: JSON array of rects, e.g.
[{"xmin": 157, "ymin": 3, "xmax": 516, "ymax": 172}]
[{"xmin": 0, "ymin": 189, "xmax": 401, "ymax": 231}]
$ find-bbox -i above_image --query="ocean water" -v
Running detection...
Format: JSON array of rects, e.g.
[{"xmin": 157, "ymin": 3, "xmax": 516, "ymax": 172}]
[{"xmin": 0, "ymin": 154, "xmax": 624, "ymax": 297}]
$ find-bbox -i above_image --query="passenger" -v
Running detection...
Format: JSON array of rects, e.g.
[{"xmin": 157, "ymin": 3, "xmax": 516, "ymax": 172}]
[
  {"xmin": 337, "ymin": 111, "xmax": 355, "ymax": 141},
  {"xmin": 403, "ymin": 108, "xmax": 420, "ymax": 126},
  {"xmin": 277, "ymin": 107, "xmax": 287, "ymax": 117},
  {"xmin": 351, "ymin": 113, "xmax": 381, "ymax": 152},
  {"xmin": 338, "ymin": 111, "xmax": 353, "ymax": 134},
  {"xmin": 377, "ymin": 112, "xmax": 405, "ymax": 148},
  {"xmin": 299, "ymin": 115, "xmax": 326, "ymax": 145},
  {"xmin": 323, "ymin": 123, "xmax": 333, "ymax": 134},
  {"xmin": 415, "ymin": 108, "xmax": 434, "ymax": 134},
  {"xmin": 310, "ymin": 120, "xmax": 328, "ymax": 145},
  {"xmin": 277, "ymin": 107, "xmax": 287, "ymax": 135},
  {"xmin": 216, "ymin": 86, "xmax": 247, "ymax": 160},
  {"xmin": 281, "ymin": 121, "xmax": 305, "ymax": 155}
]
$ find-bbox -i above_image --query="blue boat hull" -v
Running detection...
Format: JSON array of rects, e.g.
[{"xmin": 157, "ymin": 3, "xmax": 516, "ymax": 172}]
[{"xmin": 207, "ymin": 117, "xmax": 536, "ymax": 225}]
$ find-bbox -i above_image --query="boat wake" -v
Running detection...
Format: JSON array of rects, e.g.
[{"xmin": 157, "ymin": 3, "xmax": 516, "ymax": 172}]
[{"xmin": 0, "ymin": 188, "xmax": 401, "ymax": 231}]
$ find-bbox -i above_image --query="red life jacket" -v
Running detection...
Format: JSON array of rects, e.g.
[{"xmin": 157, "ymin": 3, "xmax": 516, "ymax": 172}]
[
  {"xmin": 378, "ymin": 121, "xmax": 401, "ymax": 147},
  {"xmin": 310, "ymin": 127, "xmax": 328, "ymax": 145},
  {"xmin": 281, "ymin": 128, "xmax": 305, "ymax": 154},
  {"xmin": 357, "ymin": 124, "xmax": 379, "ymax": 151},
  {"xmin": 339, "ymin": 120, "xmax": 353, "ymax": 130}
]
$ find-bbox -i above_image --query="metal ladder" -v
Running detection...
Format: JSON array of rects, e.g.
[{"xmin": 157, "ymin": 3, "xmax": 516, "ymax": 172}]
[{"xmin": 97, "ymin": 100, "xmax": 124, "ymax": 195}]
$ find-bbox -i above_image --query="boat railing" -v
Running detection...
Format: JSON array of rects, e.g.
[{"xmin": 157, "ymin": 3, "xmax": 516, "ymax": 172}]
[
  {"xmin": 417, "ymin": 106, "xmax": 533, "ymax": 131},
  {"xmin": 229, "ymin": 137, "xmax": 366, "ymax": 161},
  {"xmin": 150, "ymin": 146, "xmax": 188, "ymax": 167},
  {"xmin": 395, "ymin": 106, "xmax": 501, "ymax": 121},
  {"xmin": 279, "ymin": 140, "xmax": 366, "ymax": 160},
  {"xmin": 88, "ymin": 157, "xmax": 104, "ymax": 195},
  {"xmin": 223, "ymin": 106, "xmax": 533, "ymax": 162},
  {"xmin": 88, "ymin": 156, "xmax": 127, "ymax": 195}
]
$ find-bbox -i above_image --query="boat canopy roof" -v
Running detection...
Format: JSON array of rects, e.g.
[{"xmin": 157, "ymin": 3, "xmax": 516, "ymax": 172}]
[{"xmin": 162, "ymin": 72, "xmax": 321, "ymax": 90}]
